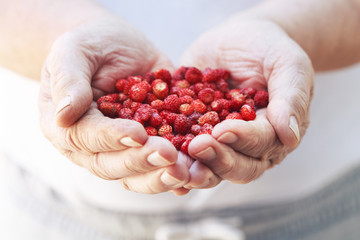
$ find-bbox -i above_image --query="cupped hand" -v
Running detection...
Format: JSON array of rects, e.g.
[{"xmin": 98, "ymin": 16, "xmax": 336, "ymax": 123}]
[
  {"xmin": 180, "ymin": 19, "xmax": 314, "ymax": 186},
  {"xmin": 39, "ymin": 15, "xmax": 190, "ymax": 194}
]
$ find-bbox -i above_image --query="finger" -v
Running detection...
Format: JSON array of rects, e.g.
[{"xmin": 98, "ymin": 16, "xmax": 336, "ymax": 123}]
[
  {"xmin": 212, "ymin": 109, "xmax": 279, "ymax": 159},
  {"xmin": 184, "ymin": 160, "xmax": 222, "ymax": 189},
  {"xmin": 40, "ymin": 100, "xmax": 148, "ymax": 156},
  {"xmin": 70, "ymin": 136, "xmax": 178, "ymax": 180},
  {"xmin": 119, "ymin": 151, "xmax": 191, "ymax": 194},
  {"xmin": 266, "ymin": 52, "xmax": 314, "ymax": 148},
  {"xmin": 188, "ymin": 134, "xmax": 270, "ymax": 184},
  {"xmin": 44, "ymin": 33, "xmax": 97, "ymax": 128},
  {"xmin": 151, "ymin": 53, "xmax": 175, "ymax": 73}
]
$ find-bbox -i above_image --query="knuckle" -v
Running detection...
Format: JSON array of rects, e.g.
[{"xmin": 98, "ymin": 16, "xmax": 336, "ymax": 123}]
[{"xmin": 89, "ymin": 153, "xmax": 116, "ymax": 180}]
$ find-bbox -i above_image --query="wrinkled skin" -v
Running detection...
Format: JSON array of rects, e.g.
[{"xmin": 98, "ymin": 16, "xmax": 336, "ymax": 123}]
[
  {"xmin": 38, "ymin": 16, "xmax": 216, "ymax": 195},
  {"xmin": 181, "ymin": 19, "xmax": 314, "ymax": 187}
]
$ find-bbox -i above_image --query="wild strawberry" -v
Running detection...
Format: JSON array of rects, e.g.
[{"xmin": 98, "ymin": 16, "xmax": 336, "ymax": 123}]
[
  {"xmin": 118, "ymin": 93, "xmax": 128, "ymax": 102},
  {"xmin": 174, "ymin": 114, "xmax": 192, "ymax": 135},
  {"xmin": 185, "ymin": 67, "xmax": 203, "ymax": 84},
  {"xmin": 240, "ymin": 104, "xmax": 256, "ymax": 121},
  {"xmin": 152, "ymin": 79, "xmax": 169, "ymax": 100},
  {"xmin": 171, "ymin": 135, "xmax": 186, "ymax": 150},
  {"xmin": 133, "ymin": 104, "xmax": 152, "ymax": 122},
  {"xmin": 129, "ymin": 82, "xmax": 150, "ymax": 102},
  {"xmin": 191, "ymin": 99, "xmax": 207, "ymax": 114},
  {"xmin": 145, "ymin": 126, "xmax": 158, "ymax": 136},
  {"xmin": 179, "ymin": 103, "xmax": 194, "ymax": 116},
  {"xmin": 179, "ymin": 95, "xmax": 194, "ymax": 105},
  {"xmin": 97, "ymin": 93, "xmax": 120, "ymax": 105},
  {"xmin": 241, "ymin": 87, "xmax": 256, "ymax": 98},
  {"xmin": 160, "ymin": 111, "xmax": 178, "ymax": 125},
  {"xmin": 216, "ymin": 79, "xmax": 229, "ymax": 93},
  {"xmin": 173, "ymin": 66, "xmax": 188, "ymax": 80},
  {"xmin": 245, "ymin": 98, "xmax": 255, "ymax": 109},
  {"xmin": 230, "ymin": 94, "xmax": 246, "ymax": 111},
  {"xmin": 162, "ymin": 132, "xmax": 174, "ymax": 141},
  {"xmin": 98, "ymin": 102, "xmax": 122, "ymax": 118},
  {"xmin": 130, "ymin": 102, "xmax": 142, "ymax": 113},
  {"xmin": 198, "ymin": 88, "xmax": 215, "ymax": 104},
  {"xmin": 124, "ymin": 76, "xmax": 142, "ymax": 94},
  {"xmin": 193, "ymin": 82, "xmax": 205, "ymax": 94},
  {"xmin": 149, "ymin": 112, "xmax": 163, "ymax": 127},
  {"xmin": 181, "ymin": 137, "xmax": 193, "ymax": 154},
  {"xmin": 210, "ymin": 99, "xmax": 230, "ymax": 112},
  {"xmin": 119, "ymin": 108, "xmax": 133, "ymax": 119},
  {"xmin": 143, "ymin": 72, "xmax": 155, "ymax": 83},
  {"xmin": 158, "ymin": 124, "xmax": 173, "ymax": 136},
  {"xmin": 226, "ymin": 112, "xmax": 243, "ymax": 120},
  {"xmin": 163, "ymin": 94, "xmax": 181, "ymax": 113},
  {"xmin": 199, "ymin": 123, "xmax": 214, "ymax": 135},
  {"xmin": 122, "ymin": 98, "xmax": 133, "ymax": 108},
  {"xmin": 115, "ymin": 79, "xmax": 128, "ymax": 93},
  {"xmin": 177, "ymin": 88, "xmax": 195, "ymax": 97},
  {"xmin": 154, "ymin": 69, "xmax": 172, "ymax": 84},
  {"xmin": 151, "ymin": 99, "xmax": 164, "ymax": 111},
  {"xmin": 225, "ymin": 89, "xmax": 242, "ymax": 100},
  {"xmin": 172, "ymin": 80, "xmax": 190, "ymax": 89},
  {"xmin": 188, "ymin": 111, "xmax": 202, "ymax": 125},
  {"xmin": 214, "ymin": 90, "xmax": 224, "ymax": 100},
  {"xmin": 203, "ymin": 68, "xmax": 229, "ymax": 82},
  {"xmin": 191, "ymin": 124, "xmax": 202, "ymax": 135},
  {"xmin": 254, "ymin": 90, "xmax": 269, "ymax": 108},
  {"xmin": 219, "ymin": 109, "xmax": 230, "ymax": 120},
  {"xmin": 198, "ymin": 111, "xmax": 220, "ymax": 126}
]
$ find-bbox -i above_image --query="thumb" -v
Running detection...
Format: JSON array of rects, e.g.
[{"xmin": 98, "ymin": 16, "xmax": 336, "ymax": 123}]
[
  {"xmin": 45, "ymin": 37, "xmax": 95, "ymax": 128},
  {"xmin": 266, "ymin": 63, "xmax": 314, "ymax": 148}
]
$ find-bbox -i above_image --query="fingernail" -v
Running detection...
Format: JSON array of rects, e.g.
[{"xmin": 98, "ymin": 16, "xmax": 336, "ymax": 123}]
[
  {"xmin": 217, "ymin": 132, "xmax": 238, "ymax": 144},
  {"xmin": 195, "ymin": 147, "xmax": 216, "ymax": 160},
  {"xmin": 55, "ymin": 96, "xmax": 71, "ymax": 116},
  {"xmin": 161, "ymin": 171, "xmax": 183, "ymax": 187},
  {"xmin": 120, "ymin": 137, "xmax": 143, "ymax": 147},
  {"xmin": 289, "ymin": 116, "xmax": 300, "ymax": 142},
  {"xmin": 148, "ymin": 151, "xmax": 172, "ymax": 167}
]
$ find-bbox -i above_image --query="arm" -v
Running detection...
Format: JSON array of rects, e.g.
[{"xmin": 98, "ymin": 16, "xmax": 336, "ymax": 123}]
[
  {"xmin": 242, "ymin": 0, "xmax": 360, "ymax": 71},
  {"xmin": 0, "ymin": 0, "xmax": 107, "ymax": 80},
  {"xmin": 182, "ymin": 0, "xmax": 360, "ymax": 188}
]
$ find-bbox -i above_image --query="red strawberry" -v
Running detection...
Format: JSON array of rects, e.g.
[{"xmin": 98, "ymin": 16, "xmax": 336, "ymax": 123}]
[
  {"xmin": 254, "ymin": 90, "xmax": 269, "ymax": 108},
  {"xmin": 174, "ymin": 114, "xmax": 192, "ymax": 135},
  {"xmin": 119, "ymin": 108, "xmax": 133, "ymax": 119},
  {"xmin": 199, "ymin": 123, "xmax": 214, "ymax": 135},
  {"xmin": 145, "ymin": 126, "xmax": 158, "ymax": 136},
  {"xmin": 179, "ymin": 103, "xmax": 194, "ymax": 116},
  {"xmin": 171, "ymin": 135, "xmax": 186, "ymax": 150},
  {"xmin": 163, "ymin": 94, "xmax": 181, "ymax": 113},
  {"xmin": 240, "ymin": 104, "xmax": 256, "ymax": 121},
  {"xmin": 158, "ymin": 124, "xmax": 173, "ymax": 136},
  {"xmin": 185, "ymin": 67, "xmax": 203, "ymax": 84},
  {"xmin": 152, "ymin": 79, "xmax": 169, "ymax": 99},
  {"xmin": 191, "ymin": 99, "xmax": 207, "ymax": 114},
  {"xmin": 181, "ymin": 137, "xmax": 193, "ymax": 154},
  {"xmin": 203, "ymin": 68, "xmax": 229, "ymax": 82},
  {"xmin": 198, "ymin": 88, "xmax": 215, "ymax": 104},
  {"xmin": 129, "ymin": 82, "xmax": 150, "ymax": 102},
  {"xmin": 198, "ymin": 111, "xmax": 220, "ymax": 126},
  {"xmin": 97, "ymin": 93, "xmax": 120, "ymax": 105},
  {"xmin": 149, "ymin": 112, "xmax": 163, "ymax": 127},
  {"xmin": 173, "ymin": 66, "xmax": 188, "ymax": 80},
  {"xmin": 241, "ymin": 87, "xmax": 256, "ymax": 98},
  {"xmin": 151, "ymin": 99, "xmax": 164, "ymax": 111},
  {"xmin": 98, "ymin": 102, "xmax": 122, "ymax": 118},
  {"xmin": 115, "ymin": 79, "xmax": 128, "ymax": 93},
  {"xmin": 226, "ymin": 112, "xmax": 243, "ymax": 120},
  {"xmin": 154, "ymin": 69, "xmax": 172, "ymax": 84},
  {"xmin": 177, "ymin": 88, "xmax": 195, "ymax": 97}
]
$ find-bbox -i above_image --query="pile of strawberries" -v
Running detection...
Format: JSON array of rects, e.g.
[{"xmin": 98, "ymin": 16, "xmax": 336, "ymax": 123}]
[{"xmin": 97, "ymin": 67, "xmax": 269, "ymax": 154}]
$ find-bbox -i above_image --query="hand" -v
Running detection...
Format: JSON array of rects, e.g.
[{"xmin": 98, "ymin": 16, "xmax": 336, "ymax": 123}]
[
  {"xmin": 39, "ymin": 15, "xmax": 190, "ymax": 194},
  {"xmin": 180, "ymin": 18, "xmax": 314, "ymax": 186}
]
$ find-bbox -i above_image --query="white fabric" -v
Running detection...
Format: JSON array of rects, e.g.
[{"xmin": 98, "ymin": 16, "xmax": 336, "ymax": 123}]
[{"xmin": 1, "ymin": 0, "xmax": 360, "ymax": 214}]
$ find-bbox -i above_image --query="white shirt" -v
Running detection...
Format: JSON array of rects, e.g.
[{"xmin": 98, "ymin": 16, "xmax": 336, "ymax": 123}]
[{"xmin": 1, "ymin": 0, "xmax": 359, "ymax": 213}]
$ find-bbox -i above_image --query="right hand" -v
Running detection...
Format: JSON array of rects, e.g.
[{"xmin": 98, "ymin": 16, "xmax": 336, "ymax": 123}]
[{"xmin": 39, "ymin": 15, "xmax": 191, "ymax": 194}]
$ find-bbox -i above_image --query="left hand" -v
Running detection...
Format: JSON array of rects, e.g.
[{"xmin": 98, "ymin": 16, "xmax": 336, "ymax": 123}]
[{"xmin": 180, "ymin": 18, "xmax": 314, "ymax": 187}]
